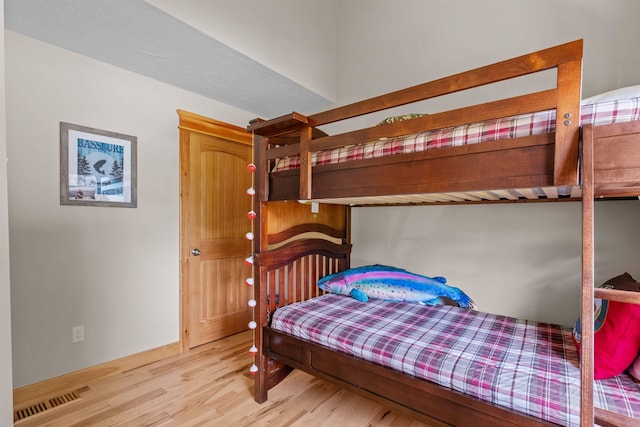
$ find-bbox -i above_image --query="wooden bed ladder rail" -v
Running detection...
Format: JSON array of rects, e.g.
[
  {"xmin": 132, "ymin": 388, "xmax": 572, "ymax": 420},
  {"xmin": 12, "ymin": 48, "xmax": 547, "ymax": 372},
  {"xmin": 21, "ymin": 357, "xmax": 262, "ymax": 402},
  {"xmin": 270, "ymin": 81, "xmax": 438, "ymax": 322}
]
[
  {"xmin": 581, "ymin": 123, "xmax": 595, "ymax": 427},
  {"xmin": 583, "ymin": 123, "xmax": 640, "ymax": 427}
]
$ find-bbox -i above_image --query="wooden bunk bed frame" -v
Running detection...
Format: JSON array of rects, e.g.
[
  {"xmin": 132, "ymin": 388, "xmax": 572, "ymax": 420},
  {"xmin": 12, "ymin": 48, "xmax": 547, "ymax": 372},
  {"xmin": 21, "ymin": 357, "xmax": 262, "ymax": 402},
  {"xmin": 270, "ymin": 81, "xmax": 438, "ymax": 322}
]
[
  {"xmin": 250, "ymin": 40, "xmax": 583, "ymax": 206},
  {"xmin": 248, "ymin": 39, "xmax": 640, "ymax": 426}
]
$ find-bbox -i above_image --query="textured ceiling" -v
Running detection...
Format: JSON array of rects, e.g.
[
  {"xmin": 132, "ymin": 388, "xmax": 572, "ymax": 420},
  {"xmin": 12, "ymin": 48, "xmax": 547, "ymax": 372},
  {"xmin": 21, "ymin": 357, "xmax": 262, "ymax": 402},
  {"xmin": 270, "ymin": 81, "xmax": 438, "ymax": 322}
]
[{"xmin": 4, "ymin": 0, "xmax": 332, "ymax": 118}]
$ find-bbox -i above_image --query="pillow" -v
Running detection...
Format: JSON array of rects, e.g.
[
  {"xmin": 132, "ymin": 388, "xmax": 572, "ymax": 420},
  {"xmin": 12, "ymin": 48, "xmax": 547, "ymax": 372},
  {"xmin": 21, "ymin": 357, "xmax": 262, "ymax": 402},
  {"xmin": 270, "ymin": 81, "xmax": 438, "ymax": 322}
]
[
  {"xmin": 572, "ymin": 272, "xmax": 640, "ymax": 379},
  {"xmin": 581, "ymin": 85, "xmax": 640, "ymax": 106},
  {"xmin": 317, "ymin": 264, "xmax": 475, "ymax": 308},
  {"xmin": 376, "ymin": 113, "xmax": 427, "ymax": 126}
]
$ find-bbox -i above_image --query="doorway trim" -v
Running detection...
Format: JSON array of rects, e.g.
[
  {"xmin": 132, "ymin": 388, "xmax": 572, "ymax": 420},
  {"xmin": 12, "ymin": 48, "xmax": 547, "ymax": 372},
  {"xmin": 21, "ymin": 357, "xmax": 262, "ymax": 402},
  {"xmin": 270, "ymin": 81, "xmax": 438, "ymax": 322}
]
[{"xmin": 177, "ymin": 109, "xmax": 252, "ymax": 351}]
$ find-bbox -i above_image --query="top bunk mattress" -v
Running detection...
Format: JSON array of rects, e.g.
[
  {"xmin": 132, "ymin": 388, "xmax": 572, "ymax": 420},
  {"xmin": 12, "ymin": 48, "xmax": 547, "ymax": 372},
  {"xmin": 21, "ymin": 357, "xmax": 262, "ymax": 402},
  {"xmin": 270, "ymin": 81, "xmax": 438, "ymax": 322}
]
[
  {"xmin": 270, "ymin": 293, "xmax": 640, "ymax": 426},
  {"xmin": 273, "ymin": 88, "xmax": 640, "ymax": 172}
]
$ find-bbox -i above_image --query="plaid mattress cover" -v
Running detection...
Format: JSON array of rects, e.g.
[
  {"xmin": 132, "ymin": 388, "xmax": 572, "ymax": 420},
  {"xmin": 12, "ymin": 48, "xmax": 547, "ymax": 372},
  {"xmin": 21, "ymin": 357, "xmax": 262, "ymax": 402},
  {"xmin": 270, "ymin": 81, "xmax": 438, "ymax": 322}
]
[
  {"xmin": 273, "ymin": 97, "xmax": 640, "ymax": 171},
  {"xmin": 270, "ymin": 294, "xmax": 640, "ymax": 426}
]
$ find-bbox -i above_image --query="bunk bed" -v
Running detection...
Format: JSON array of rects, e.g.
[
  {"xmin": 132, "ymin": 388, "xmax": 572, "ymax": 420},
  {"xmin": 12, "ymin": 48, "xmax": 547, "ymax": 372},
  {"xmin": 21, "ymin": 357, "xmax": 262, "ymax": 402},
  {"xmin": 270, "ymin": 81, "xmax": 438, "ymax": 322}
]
[{"xmin": 247, "ymin": 39, "xmax": 640, "ymax": 426}]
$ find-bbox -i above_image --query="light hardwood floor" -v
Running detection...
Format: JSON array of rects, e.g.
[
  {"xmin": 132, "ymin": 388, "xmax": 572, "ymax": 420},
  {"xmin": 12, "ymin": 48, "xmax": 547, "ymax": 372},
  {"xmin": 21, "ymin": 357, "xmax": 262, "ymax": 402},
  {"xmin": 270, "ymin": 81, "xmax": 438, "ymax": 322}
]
[{"xmin": 14, "ymin": 331, "xmax": 432, "ymax": 426}]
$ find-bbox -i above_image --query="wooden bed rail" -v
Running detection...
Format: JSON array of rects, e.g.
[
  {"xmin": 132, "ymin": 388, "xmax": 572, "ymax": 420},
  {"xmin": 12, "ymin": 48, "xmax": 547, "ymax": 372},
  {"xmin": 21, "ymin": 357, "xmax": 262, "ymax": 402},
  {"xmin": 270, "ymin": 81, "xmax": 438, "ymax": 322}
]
[
  {"xmin": 581, "ymin": 123, "xmax": 640, "ymax": 427},
  {"xmin": 581, "ymin": 121, "xmax": 595, "ymax": 427},
  {"xmin": 249, "ymin": 39, "xmax": 583, "ymax": 200},
  {"xmin": 584, "ymin": 121, "xmax": 640, "ymax": 197}
]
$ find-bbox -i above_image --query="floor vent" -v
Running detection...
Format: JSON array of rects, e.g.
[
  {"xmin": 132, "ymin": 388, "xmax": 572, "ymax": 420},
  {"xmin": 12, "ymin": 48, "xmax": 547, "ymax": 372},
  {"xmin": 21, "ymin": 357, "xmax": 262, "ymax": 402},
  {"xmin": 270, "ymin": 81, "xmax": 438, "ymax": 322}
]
[{"xmin": 14, "ymin": 390, "xmax": 80, "ymax": 422}]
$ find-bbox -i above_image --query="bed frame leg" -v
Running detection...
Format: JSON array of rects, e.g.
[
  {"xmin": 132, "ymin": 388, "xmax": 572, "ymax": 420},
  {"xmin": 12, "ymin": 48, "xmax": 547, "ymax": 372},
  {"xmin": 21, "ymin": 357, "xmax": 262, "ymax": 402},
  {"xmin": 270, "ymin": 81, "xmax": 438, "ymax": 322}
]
[
  {"xmin": 254, "ymin": 354, "xmax": 268, "ymax": 403},
  {"xmin": 254, "ymin": 354, "xmax": 294, "ymax": 403}
]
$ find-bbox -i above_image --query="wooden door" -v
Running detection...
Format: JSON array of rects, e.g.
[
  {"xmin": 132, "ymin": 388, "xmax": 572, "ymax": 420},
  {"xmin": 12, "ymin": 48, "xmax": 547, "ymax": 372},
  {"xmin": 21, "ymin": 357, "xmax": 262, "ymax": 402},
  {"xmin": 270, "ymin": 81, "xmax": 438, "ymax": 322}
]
[{"xmin": 178, "ymin": 110, "xmax": 253, "ymax": 349}]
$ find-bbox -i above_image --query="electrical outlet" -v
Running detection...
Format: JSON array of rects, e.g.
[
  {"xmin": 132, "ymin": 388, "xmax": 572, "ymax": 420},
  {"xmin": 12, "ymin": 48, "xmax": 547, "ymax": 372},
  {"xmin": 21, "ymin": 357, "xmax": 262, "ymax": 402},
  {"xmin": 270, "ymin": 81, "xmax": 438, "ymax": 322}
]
[{"xmin": 72, "ymin": 325, "xmax": 84, "ymax": 343}]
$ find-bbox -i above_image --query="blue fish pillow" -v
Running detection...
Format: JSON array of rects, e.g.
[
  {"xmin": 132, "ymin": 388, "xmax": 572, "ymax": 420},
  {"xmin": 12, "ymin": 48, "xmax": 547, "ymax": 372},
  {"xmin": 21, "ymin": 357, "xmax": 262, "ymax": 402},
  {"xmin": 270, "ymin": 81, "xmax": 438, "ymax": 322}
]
[{"xmin": 318, "ymin": 264, "xmax": 475, "ymax": 308}]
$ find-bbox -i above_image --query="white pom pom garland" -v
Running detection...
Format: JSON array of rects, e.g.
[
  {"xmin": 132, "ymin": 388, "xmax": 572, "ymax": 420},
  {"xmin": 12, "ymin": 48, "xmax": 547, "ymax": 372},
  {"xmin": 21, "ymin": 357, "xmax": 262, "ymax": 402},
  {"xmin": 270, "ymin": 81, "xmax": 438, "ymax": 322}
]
[{"xmin": 246, "ymin": 161, "xmax": 258, "ymax": 374}]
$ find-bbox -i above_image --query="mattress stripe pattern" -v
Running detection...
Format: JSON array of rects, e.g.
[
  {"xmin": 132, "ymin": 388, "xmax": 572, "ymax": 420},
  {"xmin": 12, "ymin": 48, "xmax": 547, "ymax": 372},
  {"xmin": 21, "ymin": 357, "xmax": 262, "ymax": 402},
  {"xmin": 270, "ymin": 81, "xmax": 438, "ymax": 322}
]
[
  {"xmin": 274, "ymin": 98, "xmax": 640, "ymax": 171},
  {"xmin": 270, "ymin": 294, "xmax": 640, "ymax": 426}
]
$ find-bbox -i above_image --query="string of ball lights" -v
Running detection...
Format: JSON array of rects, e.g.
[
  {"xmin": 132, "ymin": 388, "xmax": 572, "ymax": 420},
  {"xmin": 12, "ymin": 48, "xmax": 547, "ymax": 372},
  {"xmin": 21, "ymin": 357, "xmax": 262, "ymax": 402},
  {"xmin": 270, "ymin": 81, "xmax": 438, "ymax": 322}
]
[{"xmin": 245, "ymin": 162, "xmax": 258, "ymax": 374}]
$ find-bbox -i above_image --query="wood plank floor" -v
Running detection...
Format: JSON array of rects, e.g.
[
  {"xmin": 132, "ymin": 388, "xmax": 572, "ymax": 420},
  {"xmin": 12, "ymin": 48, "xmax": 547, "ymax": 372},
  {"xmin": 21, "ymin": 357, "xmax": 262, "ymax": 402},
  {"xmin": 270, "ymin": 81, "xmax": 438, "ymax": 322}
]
[{"xmin": 15, "ymin": 331, "xmax": 433, "ymax": 426}]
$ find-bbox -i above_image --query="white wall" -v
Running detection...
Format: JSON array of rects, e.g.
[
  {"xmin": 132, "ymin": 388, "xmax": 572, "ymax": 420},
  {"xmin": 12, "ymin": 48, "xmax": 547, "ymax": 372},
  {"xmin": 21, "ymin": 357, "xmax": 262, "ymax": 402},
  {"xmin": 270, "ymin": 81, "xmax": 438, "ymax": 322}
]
[
  {"xmin": 148, "ymin": 0, "xmax": 338, "ymax": 104},
  {"xmin": 336, "ymin": 0, "xmax": 640, "ymax": 106},
  {"xmin": 0, "ymin": 0, "xmax": 15, "ymax": 423},
  {"xmin": 339, "ymin": 0, "xmax": 640, "ymax": 325},
  {"xmin": 6, "ymin": 31, "xmax": 256, "ymax": 388},
  {"xmin": 352, "ymin": 202, "xmax": 640, "ymax": 326}
]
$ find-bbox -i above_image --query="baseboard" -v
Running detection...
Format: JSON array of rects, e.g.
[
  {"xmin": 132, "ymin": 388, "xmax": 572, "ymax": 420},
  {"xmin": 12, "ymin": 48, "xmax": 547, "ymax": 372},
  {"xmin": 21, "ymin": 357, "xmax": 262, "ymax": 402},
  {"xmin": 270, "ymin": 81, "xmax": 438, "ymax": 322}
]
[{"xmin": 13, "ymin": 341, "xmax": 181, "ymax": 408}]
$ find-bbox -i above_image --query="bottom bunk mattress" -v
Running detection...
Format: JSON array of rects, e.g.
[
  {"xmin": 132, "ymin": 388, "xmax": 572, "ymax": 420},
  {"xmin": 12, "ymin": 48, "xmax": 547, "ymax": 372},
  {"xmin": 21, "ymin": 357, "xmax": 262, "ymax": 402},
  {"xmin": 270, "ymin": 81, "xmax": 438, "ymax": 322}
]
[{"xmin": 269, "ymin": 294, "xmax": 640, "ymax": 426}]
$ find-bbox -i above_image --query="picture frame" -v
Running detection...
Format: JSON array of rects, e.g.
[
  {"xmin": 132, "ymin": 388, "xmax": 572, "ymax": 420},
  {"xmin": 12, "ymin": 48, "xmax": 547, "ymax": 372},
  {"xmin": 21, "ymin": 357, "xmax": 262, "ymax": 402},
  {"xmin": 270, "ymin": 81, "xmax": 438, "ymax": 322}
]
[{"xmin": 60, "ymin": 122, "xmax": 137, "ymax": 208}]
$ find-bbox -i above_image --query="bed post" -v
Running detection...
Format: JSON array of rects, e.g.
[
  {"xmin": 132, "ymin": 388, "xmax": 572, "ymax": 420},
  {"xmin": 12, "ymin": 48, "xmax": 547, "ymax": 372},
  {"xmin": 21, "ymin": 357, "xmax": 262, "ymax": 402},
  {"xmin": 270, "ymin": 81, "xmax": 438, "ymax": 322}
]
[
  {"xmin": 580, "ymin": 125, "xmax": 595, "ymax": 426},
  {"xmin": 299, "ymin": 125, "xmax": 313, "ymax": 200},
  {"xmin": 554, "ymin": 39, "xmax": 583, "ymax": 186}
]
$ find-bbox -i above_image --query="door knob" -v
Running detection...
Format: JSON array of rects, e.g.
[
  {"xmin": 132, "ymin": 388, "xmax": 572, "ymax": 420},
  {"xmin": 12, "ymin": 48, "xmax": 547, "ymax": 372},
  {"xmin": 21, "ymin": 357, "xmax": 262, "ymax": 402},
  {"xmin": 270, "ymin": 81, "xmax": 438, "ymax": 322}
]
[{"xmin": 191, "ymin": 248, "xmax": 201, "ymax": 256}]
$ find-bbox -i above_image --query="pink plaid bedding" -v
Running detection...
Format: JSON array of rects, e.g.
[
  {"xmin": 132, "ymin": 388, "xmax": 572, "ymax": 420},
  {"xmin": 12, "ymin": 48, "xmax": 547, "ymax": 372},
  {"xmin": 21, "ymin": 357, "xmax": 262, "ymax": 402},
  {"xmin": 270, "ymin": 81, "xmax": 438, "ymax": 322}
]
[
  {"xmin": 273, "ymin": 98, "xmax": 640, "ymax": 171},
  {"xmin": 270, "ymin": 294, "xmax": 640, "ymax": 426}
]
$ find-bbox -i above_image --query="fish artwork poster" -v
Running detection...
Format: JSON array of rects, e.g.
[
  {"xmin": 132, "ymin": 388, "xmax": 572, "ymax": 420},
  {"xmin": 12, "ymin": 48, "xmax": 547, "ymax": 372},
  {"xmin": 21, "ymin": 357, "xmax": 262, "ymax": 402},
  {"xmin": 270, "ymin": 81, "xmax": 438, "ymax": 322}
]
[{"xmin": 60, "ymin": 122, "xmax": 137, "ymax": 207}]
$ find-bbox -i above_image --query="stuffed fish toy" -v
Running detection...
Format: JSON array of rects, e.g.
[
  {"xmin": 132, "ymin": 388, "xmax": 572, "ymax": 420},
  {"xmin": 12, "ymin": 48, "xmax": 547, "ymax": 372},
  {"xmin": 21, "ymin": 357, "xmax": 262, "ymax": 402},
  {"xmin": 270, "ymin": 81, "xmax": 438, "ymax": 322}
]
[{"xmin": 318, "ymin": 264, "xmax": 475, "ymax": 309}]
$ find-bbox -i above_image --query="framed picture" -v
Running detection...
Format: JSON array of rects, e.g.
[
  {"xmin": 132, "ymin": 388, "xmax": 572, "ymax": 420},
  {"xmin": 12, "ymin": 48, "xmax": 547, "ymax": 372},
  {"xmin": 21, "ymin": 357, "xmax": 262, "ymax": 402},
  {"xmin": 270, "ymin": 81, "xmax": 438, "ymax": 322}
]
[{"xmin": 60, "ymin": 122, "xmax": 137, "ymax": 208}]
